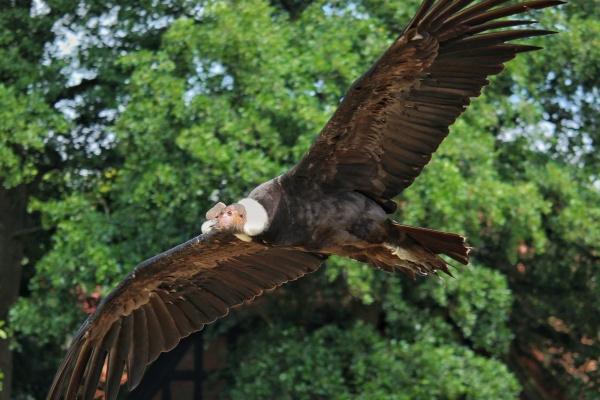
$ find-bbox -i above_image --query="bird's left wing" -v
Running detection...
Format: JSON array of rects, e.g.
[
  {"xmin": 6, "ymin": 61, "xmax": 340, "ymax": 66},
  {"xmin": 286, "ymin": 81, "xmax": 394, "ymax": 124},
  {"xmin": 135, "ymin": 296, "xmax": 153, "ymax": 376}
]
[
  {"xmin": 47, "ymin": 232, "xmax": 324, "ymax": 400},
  {"xmin": 286, "ymin": 0, "xmax": 563, "ymax": 210}
]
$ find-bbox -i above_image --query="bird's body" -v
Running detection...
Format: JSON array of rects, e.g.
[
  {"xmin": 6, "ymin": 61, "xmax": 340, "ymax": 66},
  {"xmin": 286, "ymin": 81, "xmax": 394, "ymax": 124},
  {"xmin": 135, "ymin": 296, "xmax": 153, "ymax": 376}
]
[
  {"xmin": 46, "ymin": 1, "xmax": 565, "ymax": 399},
  {"xmin": 240, "ymin": 176, "xmax": 463, "ymax": 276},
  {"xmin": 250, "ymin": 176, "xmax": 387, "ymax": 249}
]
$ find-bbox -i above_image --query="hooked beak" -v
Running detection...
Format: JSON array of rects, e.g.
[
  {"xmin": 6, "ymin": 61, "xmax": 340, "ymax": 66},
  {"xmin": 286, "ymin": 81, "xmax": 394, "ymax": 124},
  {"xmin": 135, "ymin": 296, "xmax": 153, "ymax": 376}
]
[
  {"xmin": 202, "ymin": 202, "xmax": 226, "ymax": 234},
  {"xmin": 201, "ymin": 219, "xmax": 217, "ymax": 234}
]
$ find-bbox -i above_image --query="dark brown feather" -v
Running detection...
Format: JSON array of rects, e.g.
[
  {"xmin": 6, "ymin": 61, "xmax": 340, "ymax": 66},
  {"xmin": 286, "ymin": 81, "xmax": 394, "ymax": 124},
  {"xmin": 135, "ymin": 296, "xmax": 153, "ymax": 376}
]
[
  {"xmin": 287, "ymin": 0, "xmax": 563, "ymax": 206},
  {"xmin": 65, "ymin": 339, "xmax": 92, "ymax": 399},
  {"xmin": 47, "ymin": 232, "xmax": 323, "ymax": 400},
  {"xmin": 444, "ymin": 0, "xmax": 512, "ymax": 27},
  {"xmin": 175, "ymin": 295, "xmax": 209, "ymax": 330},
  {"xmin": 105, "ymin": 318, "xmax": 129, "ymax": 400},
  {"xmin": 82, "ymin": 322, "xmax": 119, "ymax": 400},
  {"xmin": 463, "ymin": 1, "xmax": 565, "ymax": 26},
  {"xmin": 149, "ymin": 295, "xmax": 180, "ymax": 352},
  {"xmin": 127, "ymin": 307, "xmax": 149, "ymax": 390},
  {"xmin": 405, "ymin": 0, "xmax": 437, "ymax": 32},
  {"xmin": 427, "ymin": 0, "xmax": 479, "ymax": 30},
  {"xmin": 161, "ymin": 294, "xmax": 194, "ymax": 336}
]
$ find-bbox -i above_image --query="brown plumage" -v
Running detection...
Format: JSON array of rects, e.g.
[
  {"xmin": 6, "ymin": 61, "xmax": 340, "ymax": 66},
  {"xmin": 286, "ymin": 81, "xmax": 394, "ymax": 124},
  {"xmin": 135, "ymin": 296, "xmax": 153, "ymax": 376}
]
[
  {"xmin": 48, "ymin": 234, "xmax": 323, "ymax": 400},
  {"xmin": 47, "ymin": 1, "xmax": 564, "ymax": 399},
  {"xmin": 291, "ymin": 0, "xmax": 561, "ymax": 203}
]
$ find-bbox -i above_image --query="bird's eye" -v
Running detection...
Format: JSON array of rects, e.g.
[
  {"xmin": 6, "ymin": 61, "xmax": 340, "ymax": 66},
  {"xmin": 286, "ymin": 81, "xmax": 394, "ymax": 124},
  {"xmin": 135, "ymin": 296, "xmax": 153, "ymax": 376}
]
[{"xmin": 227, "ymin": 211, "xmax": 233, "ymax": 216}]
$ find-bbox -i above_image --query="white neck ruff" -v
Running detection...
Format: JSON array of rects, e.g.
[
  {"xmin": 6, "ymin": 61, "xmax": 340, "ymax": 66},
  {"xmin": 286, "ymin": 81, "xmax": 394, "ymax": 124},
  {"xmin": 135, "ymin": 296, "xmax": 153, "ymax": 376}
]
[{"xmin": 238, "ymin": 198, "xmax": 269, "ymax": 236}]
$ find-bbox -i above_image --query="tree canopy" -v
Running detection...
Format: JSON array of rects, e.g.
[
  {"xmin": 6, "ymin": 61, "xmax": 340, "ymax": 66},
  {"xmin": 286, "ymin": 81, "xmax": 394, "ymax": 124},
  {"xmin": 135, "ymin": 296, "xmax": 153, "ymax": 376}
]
[{"xmin": 1, "ymin": 1, "xmax": 598, "ymax": 399}]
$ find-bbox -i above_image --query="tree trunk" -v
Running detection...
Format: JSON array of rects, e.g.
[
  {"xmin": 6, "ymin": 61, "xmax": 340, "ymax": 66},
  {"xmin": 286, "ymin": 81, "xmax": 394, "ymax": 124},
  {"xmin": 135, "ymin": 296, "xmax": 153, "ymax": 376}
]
[
  {"xmin": 0, "ymin": 185, "xmax": 26, "ymax": 400},
  {"xmin": 509, "ymin": 341, "xmax": 568, "ymax": 400}
]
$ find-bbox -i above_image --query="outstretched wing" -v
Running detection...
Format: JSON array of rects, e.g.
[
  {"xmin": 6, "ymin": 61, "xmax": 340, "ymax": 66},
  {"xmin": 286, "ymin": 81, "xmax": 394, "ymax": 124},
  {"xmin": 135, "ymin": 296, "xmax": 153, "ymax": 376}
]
[
  {"xmin": 47, "ymin": 232, "xmax": 324, "ymax": 400},
  {"xmin": 287, "ymin": 0, "xmax": 563, "ymax": 209}
]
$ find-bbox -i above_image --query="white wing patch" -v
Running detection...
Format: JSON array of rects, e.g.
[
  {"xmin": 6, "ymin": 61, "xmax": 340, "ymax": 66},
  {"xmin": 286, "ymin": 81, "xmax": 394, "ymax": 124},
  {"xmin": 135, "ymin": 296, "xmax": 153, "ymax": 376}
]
[
  {"xmin": 234, "ymin": 233, "xmax": 253, "ymax": 242},
  {"xmin": 384, "ymin": 243, "xmax": 421, "ymax": 264}
]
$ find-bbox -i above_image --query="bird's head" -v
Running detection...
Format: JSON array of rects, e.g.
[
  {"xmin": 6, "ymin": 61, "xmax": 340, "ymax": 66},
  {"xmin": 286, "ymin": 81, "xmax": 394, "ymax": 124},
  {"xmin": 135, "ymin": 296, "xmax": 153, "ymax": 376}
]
[
  {"xmin": 202, "ymin": 198, "xmax": 269, "ymax": 240},
  {"xmin": 202, "ymin": 202, "xmax": 246, "ymax": 234}
]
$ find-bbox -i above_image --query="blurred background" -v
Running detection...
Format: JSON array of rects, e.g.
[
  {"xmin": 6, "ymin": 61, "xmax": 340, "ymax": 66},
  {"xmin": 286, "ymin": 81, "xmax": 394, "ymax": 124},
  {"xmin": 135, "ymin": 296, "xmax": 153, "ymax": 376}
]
[{"xmin": 1, "ymin": 0, "xmax": 598, "ymax": 399}]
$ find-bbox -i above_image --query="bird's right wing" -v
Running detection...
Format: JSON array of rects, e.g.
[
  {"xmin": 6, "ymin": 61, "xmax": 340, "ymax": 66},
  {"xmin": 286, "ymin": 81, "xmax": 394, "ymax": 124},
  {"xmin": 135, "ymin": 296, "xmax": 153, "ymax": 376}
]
[{"xmin": 47, "ymin": 232, "xmax": 325, "ymax": 400}]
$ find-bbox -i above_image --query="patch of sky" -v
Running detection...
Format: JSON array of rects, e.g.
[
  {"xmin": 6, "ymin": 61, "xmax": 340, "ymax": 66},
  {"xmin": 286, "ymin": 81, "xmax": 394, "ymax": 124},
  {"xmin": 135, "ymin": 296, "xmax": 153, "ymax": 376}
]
[
  {"xmin": 183, "ymin": 0, "xmax": 205, "ymax": 20},
  {"xmin": 184, "ymin": 58, "xmax": 234, "ymax": 105},
  {"xmin": 48, "ymin": 122, "xmax": 116, "ymax": 161},
  {"xmin": 55, "ymin": 96, "xmax": 84, "ymax": 121},
  {"xmin": 307, "ymin": 78, "xmax": 323, "ymax": 96},
  {"xmin": 499, "ymin": 79, "xmax": 597, "ymax": 167},
  {"xmin": 209, "ymin": 189, "xmax": 221, "ymax": 202},
  {"xmin": 130, "ymin": 9, "xmax": 174, "ymax": 34},
  {"xmin": 31, "ymin": 0, "xmax": 50, "ymax": 17},
  {"xmin": 322, "ymin": 1, "xmax": 368, "ymax": 20}
]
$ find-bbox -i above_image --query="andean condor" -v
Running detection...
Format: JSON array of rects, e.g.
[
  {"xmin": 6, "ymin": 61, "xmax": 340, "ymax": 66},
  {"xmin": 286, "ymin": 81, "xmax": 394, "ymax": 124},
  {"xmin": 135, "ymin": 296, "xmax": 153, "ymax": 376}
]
[{"xmin": 47, "ymin": 0, "xmax": 564, "ymax": 398}]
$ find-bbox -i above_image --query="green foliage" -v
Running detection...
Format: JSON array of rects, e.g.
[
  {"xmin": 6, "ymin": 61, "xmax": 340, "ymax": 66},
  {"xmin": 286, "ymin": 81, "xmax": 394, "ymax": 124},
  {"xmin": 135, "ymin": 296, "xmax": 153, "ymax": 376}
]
[
  {"xmin": 353, "ymin": 341, "xmax": 520, "ymax": 400},
  {"xmin": 225, "ymin": 322, "xmax": 520, "ymax": 400},
  {"xmin": 4, "ymin": 0, "xmax": 599, "ymax": 398},
  {"xmin": 0, "ymin": 321, "xmax": 6, "ymax": 341},
  {"xmin": 0, "ymin": 86, "xmax": 67, "ymax": 188},
  {"xmin": 428, "ymin": 267, "xmax": 514, "ymax": 356},
  {"xmin": 326, "ymin": 256, "xmax": 379, "ymax": 304}
]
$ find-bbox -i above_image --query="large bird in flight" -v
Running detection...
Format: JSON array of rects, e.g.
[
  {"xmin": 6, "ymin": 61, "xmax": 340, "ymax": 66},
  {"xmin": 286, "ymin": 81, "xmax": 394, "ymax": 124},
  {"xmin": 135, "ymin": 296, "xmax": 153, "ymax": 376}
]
[{"xmin": 48, "ymin": 1, "xmax": 563, "ymax": 398}]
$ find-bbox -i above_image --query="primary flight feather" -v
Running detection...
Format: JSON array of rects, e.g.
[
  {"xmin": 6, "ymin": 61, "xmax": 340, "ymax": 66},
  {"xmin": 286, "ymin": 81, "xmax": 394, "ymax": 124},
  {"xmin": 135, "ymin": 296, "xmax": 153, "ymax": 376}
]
[{"xmin": 47, "ymin": 1, "xmax": 564, "ymax": 398}]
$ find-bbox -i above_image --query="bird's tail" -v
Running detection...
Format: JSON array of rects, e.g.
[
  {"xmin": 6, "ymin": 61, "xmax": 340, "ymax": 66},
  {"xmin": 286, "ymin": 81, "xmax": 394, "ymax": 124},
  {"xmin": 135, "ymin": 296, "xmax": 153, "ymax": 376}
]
[{"xmin": 358, "ymin": 222, "xmax": 470, "ymax": 278}]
